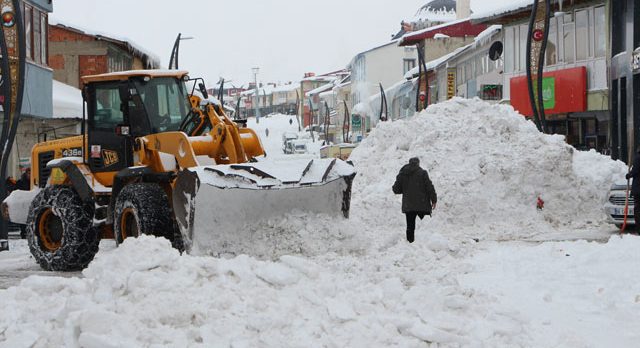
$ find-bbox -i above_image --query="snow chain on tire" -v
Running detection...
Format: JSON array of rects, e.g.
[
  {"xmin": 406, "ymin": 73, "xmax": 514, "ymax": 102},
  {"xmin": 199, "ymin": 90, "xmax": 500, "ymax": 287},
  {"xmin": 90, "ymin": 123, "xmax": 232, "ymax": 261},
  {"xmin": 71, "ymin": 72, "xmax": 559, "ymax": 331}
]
[
  {"xmin": 114, "ymin": 183, "xmax": 181, "ymax": 249},
  {"xmin": 26, "ymin": 185, "xmax": 100, "ymax": 271}
]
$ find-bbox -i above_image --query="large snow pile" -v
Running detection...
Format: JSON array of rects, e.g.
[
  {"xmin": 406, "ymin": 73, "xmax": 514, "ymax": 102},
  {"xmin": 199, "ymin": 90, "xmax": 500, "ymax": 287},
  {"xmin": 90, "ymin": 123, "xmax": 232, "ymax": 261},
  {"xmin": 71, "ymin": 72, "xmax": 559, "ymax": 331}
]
[{"xmin": 350, "ymin": 98, "xmax": 626, "ymax": 242}]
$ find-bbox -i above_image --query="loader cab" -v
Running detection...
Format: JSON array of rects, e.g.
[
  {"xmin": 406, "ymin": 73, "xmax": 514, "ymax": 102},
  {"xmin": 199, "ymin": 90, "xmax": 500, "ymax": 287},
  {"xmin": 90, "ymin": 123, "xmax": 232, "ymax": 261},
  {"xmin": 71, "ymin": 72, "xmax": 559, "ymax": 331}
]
[{"xmin": 83, "ymin": 71, "xmax": 191, "ymax": 179}]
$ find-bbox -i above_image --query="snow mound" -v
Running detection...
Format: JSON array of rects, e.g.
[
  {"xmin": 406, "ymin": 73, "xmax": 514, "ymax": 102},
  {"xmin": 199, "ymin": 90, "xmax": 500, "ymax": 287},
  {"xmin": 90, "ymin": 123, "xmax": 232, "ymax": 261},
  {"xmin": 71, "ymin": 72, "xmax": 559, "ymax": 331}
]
[{"xmin": 350, "ymin": 98, "xmax": 626, "ymax": 242}]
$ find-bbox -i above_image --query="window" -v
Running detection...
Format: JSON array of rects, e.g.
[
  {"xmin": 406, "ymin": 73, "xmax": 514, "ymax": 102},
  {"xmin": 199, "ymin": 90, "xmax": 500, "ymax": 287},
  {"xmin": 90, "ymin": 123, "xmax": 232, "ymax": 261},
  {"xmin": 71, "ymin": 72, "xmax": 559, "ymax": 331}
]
[
  {"xmin": 575, "ymin": 10, "xmax": 589, "ymax": 60},
  {"xmin": 563, "ymin": 14, "xmax": 575, "ymax": 63},
  {"xmin": 594, "ymin": 6, "xmax": 606, "ymax": 57},
  {"xmin": 519, "ymin": 25, "xmax": 527, "ymax": 72},
  {"xmin": 546, "ymin": 17, "xmax": 558, "ymax": 65},
  {"xmin": 33, "ymin": 10, "xmax": 41, "ymax": 64},
  {"xmin": 403, "ymin": 59, "xmax": 416, "ymax": 74},
  {"xmin": 40, "ymin": 13, "xmax": 47, "ymax": 65},
  {"xmin": 93, "ymin": 85, "xmax": 124, "ymax": 130},
  {"xmin": 505, "ymin": 26, "xmax": 515, "ymax": 73},
  {"xmin": 23, "ymin": 4, "xmax": 32, "ymax": 60}
]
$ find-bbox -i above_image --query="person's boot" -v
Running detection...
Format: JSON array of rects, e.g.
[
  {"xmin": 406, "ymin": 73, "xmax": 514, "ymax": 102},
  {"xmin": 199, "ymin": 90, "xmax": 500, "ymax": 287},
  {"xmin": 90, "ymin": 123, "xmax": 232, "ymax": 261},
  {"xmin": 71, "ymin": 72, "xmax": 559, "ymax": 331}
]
[
  {"xmin": 0, "ymin": 239, "xmax": 8, "ymax": 251},
  {"xmin": 406, "ymin": 230, "xmax": 415, "ymax": 243}
]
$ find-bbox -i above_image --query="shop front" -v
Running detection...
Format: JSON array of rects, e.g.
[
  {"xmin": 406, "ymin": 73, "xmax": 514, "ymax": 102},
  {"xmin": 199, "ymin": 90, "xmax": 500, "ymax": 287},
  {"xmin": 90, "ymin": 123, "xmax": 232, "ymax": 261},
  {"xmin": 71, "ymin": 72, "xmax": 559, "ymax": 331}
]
[{"xmin": 509, "ymin": 66, "xmax": 605, "ymax": 151}]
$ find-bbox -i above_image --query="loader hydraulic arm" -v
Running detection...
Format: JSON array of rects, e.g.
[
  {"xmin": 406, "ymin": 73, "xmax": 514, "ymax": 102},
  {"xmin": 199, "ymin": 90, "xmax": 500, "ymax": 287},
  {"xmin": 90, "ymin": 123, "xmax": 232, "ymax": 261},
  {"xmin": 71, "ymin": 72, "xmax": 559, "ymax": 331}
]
[{"xmin": 139, "ymin": 93, "xmax": 265, "ymax": 171}]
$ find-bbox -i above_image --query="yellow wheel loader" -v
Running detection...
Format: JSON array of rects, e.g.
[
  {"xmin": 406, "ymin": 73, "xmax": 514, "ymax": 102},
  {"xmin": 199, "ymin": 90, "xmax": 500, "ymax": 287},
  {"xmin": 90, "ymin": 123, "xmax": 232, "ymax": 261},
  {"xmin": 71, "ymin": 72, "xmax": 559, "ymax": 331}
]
[{"xmin": 2, "ymin": 70, "xmax": 355, "ymax": 271}]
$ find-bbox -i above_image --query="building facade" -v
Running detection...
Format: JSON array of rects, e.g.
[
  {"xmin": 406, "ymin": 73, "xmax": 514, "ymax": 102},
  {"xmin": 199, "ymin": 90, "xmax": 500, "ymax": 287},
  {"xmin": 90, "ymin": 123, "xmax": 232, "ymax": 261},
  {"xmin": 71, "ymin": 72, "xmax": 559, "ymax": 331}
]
[
  {"xmin": 474, "ymin": 0, "xmax": 609, "ymax": 152},
  {"xmin": 48, "ymin": 21, "xmax": 159, "ymax": 88},
  {"xmin": 609, "ymin": 0, "xmax": 640, "ymax": 162}
]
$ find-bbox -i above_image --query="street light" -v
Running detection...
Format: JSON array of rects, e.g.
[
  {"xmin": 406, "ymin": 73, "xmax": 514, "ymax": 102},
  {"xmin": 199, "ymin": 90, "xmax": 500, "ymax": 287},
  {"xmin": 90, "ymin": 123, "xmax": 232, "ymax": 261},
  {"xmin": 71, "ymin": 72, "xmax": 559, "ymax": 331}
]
[
  {"xmin": 252, "ymin": 67, "xmax": 260, "ymax": 123},
  {"xmin": 169, "ymin": 33, "xmax": 194, "ymax": 70}
]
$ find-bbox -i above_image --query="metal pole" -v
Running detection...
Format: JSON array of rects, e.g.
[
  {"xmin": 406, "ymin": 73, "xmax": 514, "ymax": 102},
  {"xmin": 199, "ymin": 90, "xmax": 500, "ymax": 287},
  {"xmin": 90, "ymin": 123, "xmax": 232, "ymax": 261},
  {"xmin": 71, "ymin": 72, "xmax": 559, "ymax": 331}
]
[
  {"xmin": 0, "ymin": 0, "xmax": 26, "ymax": 251},
  {"xmin": 253, "ymin": 67, "xmax": 260, "ymax": 123}
]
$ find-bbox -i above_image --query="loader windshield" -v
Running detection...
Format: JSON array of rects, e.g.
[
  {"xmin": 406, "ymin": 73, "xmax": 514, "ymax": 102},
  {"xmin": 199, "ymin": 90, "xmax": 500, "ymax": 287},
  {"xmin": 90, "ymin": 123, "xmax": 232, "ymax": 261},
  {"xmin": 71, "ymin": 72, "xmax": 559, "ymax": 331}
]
[{"xmin": 134, "ymin": 77, "xmax": 190, "ymax": 133}]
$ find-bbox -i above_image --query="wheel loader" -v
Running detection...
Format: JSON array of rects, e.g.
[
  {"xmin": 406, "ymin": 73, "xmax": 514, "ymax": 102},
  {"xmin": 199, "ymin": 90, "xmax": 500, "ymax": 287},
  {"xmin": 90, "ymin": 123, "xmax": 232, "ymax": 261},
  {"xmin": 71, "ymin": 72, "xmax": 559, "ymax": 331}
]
[{"xmin": 2, "ymin": 70, "xmax": 355, "ymax": 271}]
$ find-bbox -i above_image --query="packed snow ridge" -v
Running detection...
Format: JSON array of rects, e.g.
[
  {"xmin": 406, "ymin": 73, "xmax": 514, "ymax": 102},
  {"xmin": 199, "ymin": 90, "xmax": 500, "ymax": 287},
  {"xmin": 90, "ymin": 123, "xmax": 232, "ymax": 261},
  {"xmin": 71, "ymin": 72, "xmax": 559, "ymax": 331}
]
[{"xmin": 350, "ymin": 97, "xmax": 626, "ymax": 243}]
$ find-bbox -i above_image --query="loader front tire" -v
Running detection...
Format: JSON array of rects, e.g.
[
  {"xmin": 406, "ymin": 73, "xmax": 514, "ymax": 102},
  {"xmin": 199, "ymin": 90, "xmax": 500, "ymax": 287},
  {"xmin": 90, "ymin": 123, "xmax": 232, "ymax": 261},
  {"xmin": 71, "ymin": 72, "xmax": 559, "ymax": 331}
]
[
  {"xmin": 27, "ymin": 185, "xmax": 99, "ymax": 271},
  {"xmin": 114, "ymin": 183, "xmax": 174, "ymax": 245}
]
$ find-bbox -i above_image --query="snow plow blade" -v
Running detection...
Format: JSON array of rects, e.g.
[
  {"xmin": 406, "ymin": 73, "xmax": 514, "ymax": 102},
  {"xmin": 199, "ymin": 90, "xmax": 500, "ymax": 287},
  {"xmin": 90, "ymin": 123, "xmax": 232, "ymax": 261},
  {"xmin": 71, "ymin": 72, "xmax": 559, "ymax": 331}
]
[{"xmin": 172, "ymin": 158, "xmax": 356, "ymax": 255}]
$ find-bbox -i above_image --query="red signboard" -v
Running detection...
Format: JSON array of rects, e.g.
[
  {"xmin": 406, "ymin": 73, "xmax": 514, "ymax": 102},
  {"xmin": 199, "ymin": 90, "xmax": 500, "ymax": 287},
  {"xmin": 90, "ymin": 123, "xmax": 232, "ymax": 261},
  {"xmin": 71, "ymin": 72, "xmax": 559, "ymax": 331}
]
[{"xmin": 510, "ymin": 66, "xmax": 587, "ymax": 117}]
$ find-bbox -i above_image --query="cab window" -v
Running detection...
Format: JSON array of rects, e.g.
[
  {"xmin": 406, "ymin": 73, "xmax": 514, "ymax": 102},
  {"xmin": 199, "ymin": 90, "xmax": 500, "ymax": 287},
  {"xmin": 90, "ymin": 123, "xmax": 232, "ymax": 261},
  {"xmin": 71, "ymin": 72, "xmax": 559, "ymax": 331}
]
[{"xmin": 93, "ymin": 84, "xmax": 124, "ymax": 130}]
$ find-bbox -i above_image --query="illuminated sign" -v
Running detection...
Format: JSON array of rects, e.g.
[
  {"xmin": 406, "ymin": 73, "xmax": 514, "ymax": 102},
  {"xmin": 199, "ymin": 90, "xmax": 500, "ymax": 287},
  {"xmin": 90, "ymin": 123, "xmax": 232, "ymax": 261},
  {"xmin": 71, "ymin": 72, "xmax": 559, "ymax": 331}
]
[{"xmin": 446, "ymin": 69, "xmax": 456, "ymax": 99}]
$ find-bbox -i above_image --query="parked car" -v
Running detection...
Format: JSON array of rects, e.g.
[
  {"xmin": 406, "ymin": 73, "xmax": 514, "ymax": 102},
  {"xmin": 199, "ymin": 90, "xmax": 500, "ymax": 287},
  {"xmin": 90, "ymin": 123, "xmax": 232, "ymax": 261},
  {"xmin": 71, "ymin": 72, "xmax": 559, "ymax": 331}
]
[
  {"xmin": 603, "ymin": 180, "xmax": 634, "ymax": 227},
  {"xmin": 284, "ymin": 140, "xmax": 308, "ymax": 154}
]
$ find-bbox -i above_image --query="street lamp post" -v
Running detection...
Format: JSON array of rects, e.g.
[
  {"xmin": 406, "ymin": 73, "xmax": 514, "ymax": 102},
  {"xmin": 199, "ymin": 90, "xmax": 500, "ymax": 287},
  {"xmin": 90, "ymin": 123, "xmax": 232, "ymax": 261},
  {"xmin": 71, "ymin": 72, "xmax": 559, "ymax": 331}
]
[
  {"xmin": 168, "ymin": 33, "xmax": 194, "ymax": 70},
  {"xmin": 252, "ymin": 67, "xmax": 260, "ymax": 123}
]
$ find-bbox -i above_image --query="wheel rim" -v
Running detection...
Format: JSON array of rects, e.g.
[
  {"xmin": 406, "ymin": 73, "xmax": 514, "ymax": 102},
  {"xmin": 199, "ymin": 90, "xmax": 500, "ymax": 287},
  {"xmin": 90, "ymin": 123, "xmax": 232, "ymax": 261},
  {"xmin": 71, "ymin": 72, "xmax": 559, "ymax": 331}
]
[
  {"xmin": 37, "ymin": 208, "xmax": 63, "ymax": 252},
  {"xmin": 120, "ymin": 207, "xmax": 139, "ymax": 240}
]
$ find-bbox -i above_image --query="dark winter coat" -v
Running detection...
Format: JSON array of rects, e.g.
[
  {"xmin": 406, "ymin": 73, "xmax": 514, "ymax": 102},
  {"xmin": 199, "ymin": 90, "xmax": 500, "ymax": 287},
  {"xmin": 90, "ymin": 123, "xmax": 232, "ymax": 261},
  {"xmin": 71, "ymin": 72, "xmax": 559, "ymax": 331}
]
[
  {"xmin": 627, "ymin": 151, "xmax": 640, "ymax": 195},
  {"xmin": 392, "ymin": 162, "xmax": 437, "ymax": 214},
  {"xmin": 15, "ymin": 173, "xmax": 29, "ymax": 191}
]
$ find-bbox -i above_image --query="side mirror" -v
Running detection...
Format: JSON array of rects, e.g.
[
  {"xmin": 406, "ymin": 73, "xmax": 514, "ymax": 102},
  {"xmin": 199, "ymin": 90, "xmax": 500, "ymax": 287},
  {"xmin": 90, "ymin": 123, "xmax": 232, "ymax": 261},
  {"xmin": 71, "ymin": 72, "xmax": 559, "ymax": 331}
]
[
  {"xmin": 115, "ymin": 124, "xmax": 131, "ymax": 137},
  {"xmin": 199, "ymin": 83, "xmax": 209, "ymax": 99}
]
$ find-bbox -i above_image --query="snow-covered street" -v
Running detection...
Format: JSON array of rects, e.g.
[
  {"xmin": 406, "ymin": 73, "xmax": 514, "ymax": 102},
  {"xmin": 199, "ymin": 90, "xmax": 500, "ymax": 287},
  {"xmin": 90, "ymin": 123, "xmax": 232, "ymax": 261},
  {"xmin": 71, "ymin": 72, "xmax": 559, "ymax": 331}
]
[{"xmin": 2, "ymin": 100, "xmax": 639, "ymax": 347}]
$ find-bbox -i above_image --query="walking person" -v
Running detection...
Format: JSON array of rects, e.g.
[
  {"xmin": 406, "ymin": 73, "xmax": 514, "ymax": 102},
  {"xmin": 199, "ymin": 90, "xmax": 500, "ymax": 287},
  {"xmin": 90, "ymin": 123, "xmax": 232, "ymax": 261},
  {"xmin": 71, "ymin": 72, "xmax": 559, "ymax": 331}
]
[
  {"xmin": 626, "ymin": 148, "xmax": 640, "ymax": 227},
  {"xmin": 392, "ymin": 157, "xmax": 437, "ymax": 243}
]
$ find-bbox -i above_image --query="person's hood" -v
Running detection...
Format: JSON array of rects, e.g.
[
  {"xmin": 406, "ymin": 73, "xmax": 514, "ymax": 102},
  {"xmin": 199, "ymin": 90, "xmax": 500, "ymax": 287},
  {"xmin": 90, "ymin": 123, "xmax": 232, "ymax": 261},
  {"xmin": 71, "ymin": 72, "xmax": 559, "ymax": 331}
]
[{"xmin": 399, "ymin": 162, "xmax": 421, "ymax": 175}]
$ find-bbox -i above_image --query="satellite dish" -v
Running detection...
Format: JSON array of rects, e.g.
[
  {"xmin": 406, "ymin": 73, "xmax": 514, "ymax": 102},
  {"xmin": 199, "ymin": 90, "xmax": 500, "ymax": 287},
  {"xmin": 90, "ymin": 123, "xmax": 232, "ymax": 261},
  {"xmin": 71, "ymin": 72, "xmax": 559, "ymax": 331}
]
[{"xmin": 489, "ymin": 41, "xmax": 503, "ymax": 61}]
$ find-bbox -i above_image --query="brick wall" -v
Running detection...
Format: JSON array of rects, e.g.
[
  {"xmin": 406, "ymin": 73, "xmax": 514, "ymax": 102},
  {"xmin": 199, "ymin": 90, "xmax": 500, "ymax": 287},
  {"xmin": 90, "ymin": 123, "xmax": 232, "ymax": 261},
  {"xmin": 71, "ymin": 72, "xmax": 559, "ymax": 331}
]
[
  {"xmin": 79, "ymin": 55, "xmax": 108, "ymax": 79},
  {"xmin": 48, "ymin": 54, "xmax": 64, "ymax": 69},
  {"xmin": 49, "ymin": 26, "xmax": 93, "ymax": 43}
]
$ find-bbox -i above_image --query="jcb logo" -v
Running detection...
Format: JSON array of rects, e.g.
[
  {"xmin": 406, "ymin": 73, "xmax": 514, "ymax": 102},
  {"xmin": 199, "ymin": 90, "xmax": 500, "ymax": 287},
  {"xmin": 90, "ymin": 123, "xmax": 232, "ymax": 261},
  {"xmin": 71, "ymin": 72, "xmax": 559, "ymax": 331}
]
[{"xmin": 102, "ymin": 150, "xmax": 119, "ymax": 167}]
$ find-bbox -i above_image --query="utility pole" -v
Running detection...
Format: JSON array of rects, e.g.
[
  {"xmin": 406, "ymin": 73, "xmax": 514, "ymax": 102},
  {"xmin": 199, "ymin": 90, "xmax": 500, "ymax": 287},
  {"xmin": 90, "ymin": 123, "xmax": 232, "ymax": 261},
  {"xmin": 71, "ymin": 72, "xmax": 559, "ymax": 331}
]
[{"xmin": 252, "ymin": 67, "xmax": 260, "ymax": 124}]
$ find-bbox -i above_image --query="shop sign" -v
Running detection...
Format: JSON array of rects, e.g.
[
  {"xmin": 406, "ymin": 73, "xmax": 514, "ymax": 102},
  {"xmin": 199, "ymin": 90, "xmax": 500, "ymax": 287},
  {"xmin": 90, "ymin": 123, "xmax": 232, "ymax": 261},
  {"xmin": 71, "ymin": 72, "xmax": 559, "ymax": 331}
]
[
  {"xmin": 509, "ymin": 66, "xmax": 586, "ymax": 117},
  {"xmin": 480, "ymin": 84, "xmax": 503, "ymax": 101},
  {"xmin": 446, "ymin": 69, "xmax": 456, "ymax": 99},
  {"xmin": 351, "ymin": 115, "xmax": 361, "ymax": 129},
  {"xmin": 534, "ymin": 77, "xmax": 556, "ymax": 110}
]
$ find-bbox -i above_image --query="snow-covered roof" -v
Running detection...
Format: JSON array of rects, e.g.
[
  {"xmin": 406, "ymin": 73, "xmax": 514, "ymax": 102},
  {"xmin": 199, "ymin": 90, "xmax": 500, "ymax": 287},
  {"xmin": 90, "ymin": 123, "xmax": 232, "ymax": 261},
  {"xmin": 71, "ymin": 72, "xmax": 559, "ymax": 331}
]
[
  {"xmin": 470, "ymin": 0, "xmax": 533, "ymax": 23},
  {"xmin": 307, "ymin": 82, "xmax": 335, "ymax": 96},
  {"xmin": 412, "ymin": 0, "xmax": 457, "ymax": 23},
  {"xmin": 52, "ymin": 80, "xmax": 83, "ymax": 119},
  {"xmin": 49, "ymin": 18, "xmax": 160, "ymax": 69},
  {"xmin": 301, "ymin": 75, "xmax": 339, "ymax": 83},
  {"xmin": 272, "ymin": 83, "xmax": 300, "ymax": 93},
  {"xmin": 403, "ymin": 24, "xmax": 502, "ymax": 79}
]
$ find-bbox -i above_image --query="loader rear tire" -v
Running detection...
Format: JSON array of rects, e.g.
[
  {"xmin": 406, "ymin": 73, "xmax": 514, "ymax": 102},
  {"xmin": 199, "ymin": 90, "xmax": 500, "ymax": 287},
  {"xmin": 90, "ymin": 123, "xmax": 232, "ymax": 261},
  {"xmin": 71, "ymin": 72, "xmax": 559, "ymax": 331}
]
[
  {"xmin": 26, "ymin": 185, "xmax": 99, "ymax": 271},
  {"xmin": 114, "ymin": 183, "xmax": 174, "ymax": 245}
]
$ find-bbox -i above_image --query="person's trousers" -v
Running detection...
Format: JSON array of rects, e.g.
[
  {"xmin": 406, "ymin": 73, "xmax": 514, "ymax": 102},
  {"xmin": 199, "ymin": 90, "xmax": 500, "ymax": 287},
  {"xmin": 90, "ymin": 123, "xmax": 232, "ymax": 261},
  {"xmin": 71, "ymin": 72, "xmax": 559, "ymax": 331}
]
[{"xmin": 405, "ymin": 212, "xmax": 417, "ymax": 243}]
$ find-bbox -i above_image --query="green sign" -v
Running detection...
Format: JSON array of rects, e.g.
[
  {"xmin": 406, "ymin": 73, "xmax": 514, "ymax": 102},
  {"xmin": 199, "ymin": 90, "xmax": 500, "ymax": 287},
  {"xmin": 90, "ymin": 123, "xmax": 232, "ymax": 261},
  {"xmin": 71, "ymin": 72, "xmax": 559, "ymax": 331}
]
[
  {"xmin": 533, "ymin": 77, "xmax": 556, "ymax": 110},
  {"xmin": 351, "ymin": 115, "xmax": 361, "ymax": 129}
]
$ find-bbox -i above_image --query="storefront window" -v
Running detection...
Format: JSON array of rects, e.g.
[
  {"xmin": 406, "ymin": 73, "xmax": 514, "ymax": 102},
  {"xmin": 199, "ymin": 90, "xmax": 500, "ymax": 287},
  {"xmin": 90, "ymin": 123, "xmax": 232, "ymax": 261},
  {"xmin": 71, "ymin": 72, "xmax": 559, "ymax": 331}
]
[
  {"xmin": 563, "ymin": 14, "xmax": 575, "ymax": 63},
  {"xmin": 546, "ymin": 17, "xmax": 557, "ymax": 65},
  {"xmin": 594, "ymin": 6, "xmax": 606, "ymax": 57},
  {"xmin": 505, "ymin": 26, "xmax": 515, "ymax": 73},
  {"xmin": 575, "ymin": 10, "xmax": 589, "ymax": 60}
]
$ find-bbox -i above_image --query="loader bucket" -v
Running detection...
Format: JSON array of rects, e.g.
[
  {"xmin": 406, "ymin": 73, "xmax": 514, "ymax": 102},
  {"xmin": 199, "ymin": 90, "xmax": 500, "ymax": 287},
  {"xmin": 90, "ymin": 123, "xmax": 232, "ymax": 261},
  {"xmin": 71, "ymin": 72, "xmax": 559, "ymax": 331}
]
[{"xmin": 172, "ymin": 158, "xmax": 355, "ymax": 256}]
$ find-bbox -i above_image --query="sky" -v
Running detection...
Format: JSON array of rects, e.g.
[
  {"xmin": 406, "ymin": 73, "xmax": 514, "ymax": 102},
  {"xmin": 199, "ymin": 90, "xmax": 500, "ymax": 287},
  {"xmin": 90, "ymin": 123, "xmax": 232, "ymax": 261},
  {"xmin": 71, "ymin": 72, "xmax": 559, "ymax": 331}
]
[{"xmin": 50, "ymin": 0, "xmax": 509, "ymax": 88}]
